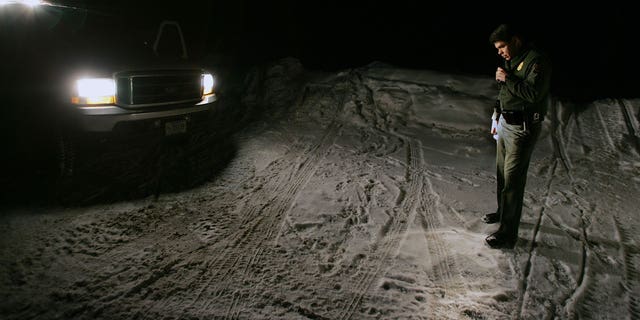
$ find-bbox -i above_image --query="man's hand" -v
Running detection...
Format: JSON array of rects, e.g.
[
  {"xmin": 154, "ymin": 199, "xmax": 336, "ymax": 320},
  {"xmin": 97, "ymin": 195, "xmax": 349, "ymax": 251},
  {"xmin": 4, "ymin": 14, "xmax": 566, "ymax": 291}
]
[
  {"xmin": 491, "ymin": 118, "xmax": 500, "ymax": 141},
  {"xmin": 496, "ymin": 67, "xmax": 507, "ymax": 83}
]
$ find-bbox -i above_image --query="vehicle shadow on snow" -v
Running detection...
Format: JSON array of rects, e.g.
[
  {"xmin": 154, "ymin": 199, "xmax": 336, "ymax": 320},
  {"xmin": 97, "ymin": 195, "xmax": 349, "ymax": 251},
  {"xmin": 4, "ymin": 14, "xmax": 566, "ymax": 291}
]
[
  {"xmin": 0, "ymin": 122, "xmax": 237, "ymax": 209},
  {"xmin": 57, "ymin": 132, "xmax": 237, "ymax": 206}
]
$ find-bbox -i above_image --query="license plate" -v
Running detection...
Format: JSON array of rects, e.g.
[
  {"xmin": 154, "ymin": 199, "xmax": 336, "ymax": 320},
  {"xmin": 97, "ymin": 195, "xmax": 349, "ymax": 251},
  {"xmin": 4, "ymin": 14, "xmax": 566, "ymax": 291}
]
[{"xmin": 164, "ymin": 120, "xmax": 187, "ymax": 136}]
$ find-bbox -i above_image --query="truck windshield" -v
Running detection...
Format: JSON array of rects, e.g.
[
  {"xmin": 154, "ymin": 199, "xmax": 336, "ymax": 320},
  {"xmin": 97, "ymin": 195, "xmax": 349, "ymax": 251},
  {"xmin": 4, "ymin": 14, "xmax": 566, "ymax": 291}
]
[{"xmin": 0, "ymin": 1, "xmax": 188, "ymax": 70}]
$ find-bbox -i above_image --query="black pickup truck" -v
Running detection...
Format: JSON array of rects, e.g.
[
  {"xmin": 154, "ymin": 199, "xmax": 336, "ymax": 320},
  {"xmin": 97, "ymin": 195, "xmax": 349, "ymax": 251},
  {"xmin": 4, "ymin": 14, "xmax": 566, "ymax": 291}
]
[{"xmin": 1, "ymin": 1, "xmax": 220, "ymax": 194}]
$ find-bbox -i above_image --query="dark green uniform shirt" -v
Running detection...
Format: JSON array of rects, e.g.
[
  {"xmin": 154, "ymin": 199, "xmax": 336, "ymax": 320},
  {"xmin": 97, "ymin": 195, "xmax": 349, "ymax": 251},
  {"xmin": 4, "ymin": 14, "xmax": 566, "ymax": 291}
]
[{"xmin": 498, "ymin": 46, "xmax": 552, "ymax": 117}]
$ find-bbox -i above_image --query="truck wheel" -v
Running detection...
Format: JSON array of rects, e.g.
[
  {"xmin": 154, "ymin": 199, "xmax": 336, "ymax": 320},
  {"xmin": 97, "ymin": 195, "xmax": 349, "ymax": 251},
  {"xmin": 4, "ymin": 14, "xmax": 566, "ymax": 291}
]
[{"xmin": 56, "ymin": 133, "xmax": 76, "ymax": 179}]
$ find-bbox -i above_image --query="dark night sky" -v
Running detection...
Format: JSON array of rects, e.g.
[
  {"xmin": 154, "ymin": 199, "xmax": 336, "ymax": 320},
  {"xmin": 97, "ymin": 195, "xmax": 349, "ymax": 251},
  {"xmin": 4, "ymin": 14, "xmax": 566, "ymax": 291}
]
[
  {"xmin": 97, "ymin": 1, "xmax": 640, "ymax": 101},
  {"xmin": 236, "ymin": 1, "xmax": 640, "ymax": 99},
  {"xmin": 215, "ymin": 1, "xmax": 637, "ymax": 102}
]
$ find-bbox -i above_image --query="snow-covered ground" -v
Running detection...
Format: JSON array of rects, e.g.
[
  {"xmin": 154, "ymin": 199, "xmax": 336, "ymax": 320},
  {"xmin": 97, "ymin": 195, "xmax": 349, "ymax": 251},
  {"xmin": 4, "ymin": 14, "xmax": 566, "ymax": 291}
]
[{"xmin": 2, "ymin": 58, "xmax": 640, "ymax": 319}]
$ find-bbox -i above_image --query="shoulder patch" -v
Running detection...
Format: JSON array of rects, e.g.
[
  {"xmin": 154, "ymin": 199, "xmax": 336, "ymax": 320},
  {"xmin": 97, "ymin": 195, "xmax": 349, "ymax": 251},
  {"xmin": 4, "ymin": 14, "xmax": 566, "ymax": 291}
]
[{"xmin": 517, "ymin": 61, "xmax": 524, "ymax": 71}]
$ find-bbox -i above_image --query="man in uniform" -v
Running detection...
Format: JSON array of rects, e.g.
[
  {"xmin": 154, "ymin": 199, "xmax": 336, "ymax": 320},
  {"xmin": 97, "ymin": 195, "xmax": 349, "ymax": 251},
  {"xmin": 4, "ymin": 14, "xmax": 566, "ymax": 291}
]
[{"xmin": 484, "ymin": 24, "xmax": 552, "ymax": 249}]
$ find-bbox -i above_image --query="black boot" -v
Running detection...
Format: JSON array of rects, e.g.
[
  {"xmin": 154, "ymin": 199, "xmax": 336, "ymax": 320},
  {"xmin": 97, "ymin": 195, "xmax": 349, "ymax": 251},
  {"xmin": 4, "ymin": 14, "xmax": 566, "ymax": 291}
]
[
  {"xmin": 482, "ymin": 212, "xmax": 500, "ymax": 224},
  {"xmin": 485, "ymin": 232, "xmax": 516, "ymax": 249}
]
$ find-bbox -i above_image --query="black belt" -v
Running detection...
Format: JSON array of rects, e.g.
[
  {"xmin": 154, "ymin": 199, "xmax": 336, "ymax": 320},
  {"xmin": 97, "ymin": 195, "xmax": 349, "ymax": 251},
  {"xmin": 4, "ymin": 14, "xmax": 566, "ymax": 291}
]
[
  {"xmin": 501, "ymin": 110, "xmax": 524, "ymax": 125},
  {"xmin": 501, "ymin": 110, "xmax": 543, "ymax": 125}
]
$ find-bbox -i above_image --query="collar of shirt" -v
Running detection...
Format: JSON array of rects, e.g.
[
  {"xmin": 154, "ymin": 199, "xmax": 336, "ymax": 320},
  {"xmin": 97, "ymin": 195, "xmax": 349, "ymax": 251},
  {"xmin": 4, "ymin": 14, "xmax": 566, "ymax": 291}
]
[{"xmin": 507, "ymin": 48, "xmax": 531, "ymax": 72}]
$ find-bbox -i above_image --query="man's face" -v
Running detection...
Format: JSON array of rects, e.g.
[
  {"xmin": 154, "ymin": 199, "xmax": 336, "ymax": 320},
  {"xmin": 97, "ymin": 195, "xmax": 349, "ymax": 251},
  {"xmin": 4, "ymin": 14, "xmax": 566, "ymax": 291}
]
[{"xmin": 494, "ymin": 40, "xmax": 513, "ymax": 61}]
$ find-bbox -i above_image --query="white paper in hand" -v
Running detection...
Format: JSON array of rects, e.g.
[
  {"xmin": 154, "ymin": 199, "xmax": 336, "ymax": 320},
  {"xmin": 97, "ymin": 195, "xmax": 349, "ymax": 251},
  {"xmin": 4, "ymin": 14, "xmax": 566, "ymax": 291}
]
[{"xmin": 491, "ymin": 118, "xmax": 501, "ymax": 141}]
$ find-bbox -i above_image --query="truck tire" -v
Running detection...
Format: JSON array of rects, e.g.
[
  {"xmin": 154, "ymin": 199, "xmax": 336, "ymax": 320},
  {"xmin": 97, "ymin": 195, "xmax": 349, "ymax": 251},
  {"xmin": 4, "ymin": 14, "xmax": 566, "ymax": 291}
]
[{"xmin": 56, "ymin": 132, "xmax": 76, "ymax": 180}]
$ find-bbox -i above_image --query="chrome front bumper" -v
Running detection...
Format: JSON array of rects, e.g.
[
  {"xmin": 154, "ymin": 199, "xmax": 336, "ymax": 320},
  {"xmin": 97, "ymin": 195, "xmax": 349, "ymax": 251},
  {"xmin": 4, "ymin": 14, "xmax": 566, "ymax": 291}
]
[{"xmin": 75, "ymin": 94, "xmax": 217, "ymax": 132}]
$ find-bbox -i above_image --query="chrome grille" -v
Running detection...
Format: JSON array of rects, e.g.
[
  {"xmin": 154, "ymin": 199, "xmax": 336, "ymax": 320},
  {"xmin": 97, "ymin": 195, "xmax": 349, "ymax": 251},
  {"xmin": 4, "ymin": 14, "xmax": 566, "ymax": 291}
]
[{"xmin": 116, "ymin": 70, "xmax": 202, "ymax": 107}]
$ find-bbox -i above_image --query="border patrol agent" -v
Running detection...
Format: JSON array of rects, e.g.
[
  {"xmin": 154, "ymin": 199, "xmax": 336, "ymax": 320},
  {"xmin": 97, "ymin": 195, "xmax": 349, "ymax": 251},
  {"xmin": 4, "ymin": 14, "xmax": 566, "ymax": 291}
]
[{"xmin": 484, "ymin": 24, "xmax": 552, "ymax": 249}]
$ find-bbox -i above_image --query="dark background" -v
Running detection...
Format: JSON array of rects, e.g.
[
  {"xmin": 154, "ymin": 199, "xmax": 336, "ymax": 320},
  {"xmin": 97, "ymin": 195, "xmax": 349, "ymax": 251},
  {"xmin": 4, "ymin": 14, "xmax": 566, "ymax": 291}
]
[
  {"xmin": 57, "ymin": 1, "xmax": 640, "ymax": 101},
  {"xmin": 202, "ymin": 1, "xmax": 639, "ymax": 102}
]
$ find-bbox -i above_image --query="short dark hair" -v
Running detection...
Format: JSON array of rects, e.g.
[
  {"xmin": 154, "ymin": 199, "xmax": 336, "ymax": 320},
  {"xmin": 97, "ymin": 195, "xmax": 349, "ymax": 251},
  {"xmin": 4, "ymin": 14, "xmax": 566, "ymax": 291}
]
[{"xmin": 489, "ymin": 24, "xmax": 519, "ymax": 44}]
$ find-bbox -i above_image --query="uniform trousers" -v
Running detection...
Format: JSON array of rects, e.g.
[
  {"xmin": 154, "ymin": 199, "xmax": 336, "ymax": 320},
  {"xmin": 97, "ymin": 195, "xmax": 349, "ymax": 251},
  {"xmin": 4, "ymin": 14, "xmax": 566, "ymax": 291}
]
[{"xmin": 495, "ymin": 116, "xmax": 542, "ymax": 239}]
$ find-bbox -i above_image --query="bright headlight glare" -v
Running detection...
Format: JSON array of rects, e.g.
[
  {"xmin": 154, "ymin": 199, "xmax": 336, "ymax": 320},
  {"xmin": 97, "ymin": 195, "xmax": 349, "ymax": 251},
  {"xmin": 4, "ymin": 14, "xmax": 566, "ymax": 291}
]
[
  {"xmin": 202, "ymin": 73, "xmax": 214, "ymax": 96},
  {"xmin": 0, "ymin": 0, "xmax": 44, "ymax": 7},
  {"xmin": 72, "ymin": 78, "xmax": 116, "ymax": 105}
]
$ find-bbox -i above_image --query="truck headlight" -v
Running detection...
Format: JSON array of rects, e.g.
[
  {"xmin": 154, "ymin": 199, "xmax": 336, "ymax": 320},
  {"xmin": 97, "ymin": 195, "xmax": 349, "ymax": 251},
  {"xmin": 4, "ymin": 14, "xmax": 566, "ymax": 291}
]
[
  {"xmin": 71, "ymin": 78, "xmax": 116, "ymax": 105},
  {"xmin": 202, "ymin": 73, "xmax": 215, "ymax": 96},
  {"xmin": 0, "ymin": 0, "xmax": 44, "ymax": 7}
]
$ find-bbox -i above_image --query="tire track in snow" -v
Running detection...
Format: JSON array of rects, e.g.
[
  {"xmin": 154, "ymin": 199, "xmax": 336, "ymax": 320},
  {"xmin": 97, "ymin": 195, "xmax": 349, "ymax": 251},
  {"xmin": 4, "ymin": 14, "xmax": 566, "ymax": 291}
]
[
  {"xmin": 221, "ymin": 121, "xmax": 342, "ymax": 319},
  {"xmin": 593, "ymin": 102, "xmax": 616, "ymax": 150},
  {"xmin": 550, "ymin": 100, "xmax": 638, "ymax": 317},
  {"xmin": 337, "ymin": 138, "xmax": 422, "ymax": 320},
  {"xmin": 549, "ymin": 98, "xmax": 574, "ymax": 176},
  {"xmin": 557, "ymin": 208, "xmax": 591, "ymax": 319},
  {"xmin": 519, "ymin": 104, "xmax": 594, "ymax": 318},
  {"xmin": 558, "ymin": 102, "xmax": 632, "ymax": 318},
  {"xmin": 618, "ymin": 99, "xmax": 640, "ymax": 155},
  {"xmin": 521, "ymin": 99, "xmax": 627, "ymax": 318},
  {"xmin": 173, "ymin": 118, "xmax": 341, "ymax": 319},
  {"xmin": 614, "ymin": 218, "xmax": 640, "ymax": 320},
  {"xmin": 167, "ymin": 146, "xmax": 303, "ymax": 318},
  {"xmin": 175, "ymin": 84, "xmax": 350, "ymax": 319},
  {"xmin": 126, "ymin": 96, "xmax": 341, "ymax": 319},
  {"xmin": 330, "ymin": 72, "xmax": 410, "ymax": 319},
  {"xmin": 417, "ymin": 172, "xmax": 463, "ymax": 304},
  {"xmin": 221, "ymin": 84, "xmax": 352, "ymax": 319},
  {"xmin": 518, "ymin": 157, "xmax": 558, "ymax": 319},
  {"xmin": 540, "ymin": 98, "xmax": 640, "ymax": 318},
  {"xmin": 580, "ymin": 101, "xmax": 624, "ymax": 169},
  {"xmin": 524, "ymin": 195, "xmax": 589, "ymax": 318}
]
